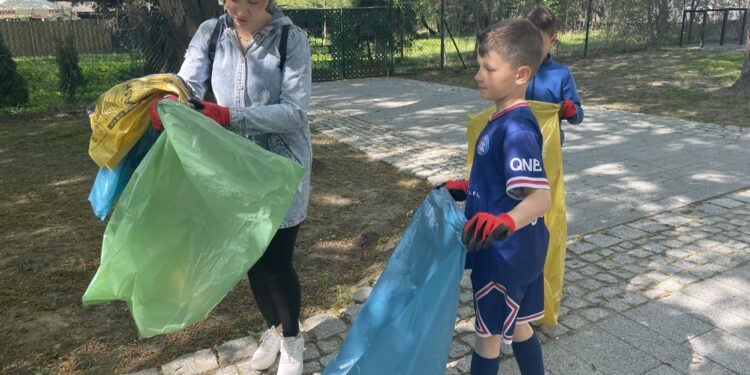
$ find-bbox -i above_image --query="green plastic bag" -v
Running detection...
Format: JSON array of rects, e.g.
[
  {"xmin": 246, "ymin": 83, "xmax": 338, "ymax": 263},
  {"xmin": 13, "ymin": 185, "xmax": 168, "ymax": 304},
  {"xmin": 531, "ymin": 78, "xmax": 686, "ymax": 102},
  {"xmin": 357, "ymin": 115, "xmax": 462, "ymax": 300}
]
[{"xmin": 82, "ymin": 101, "xmax": 304, "ymax": 338}]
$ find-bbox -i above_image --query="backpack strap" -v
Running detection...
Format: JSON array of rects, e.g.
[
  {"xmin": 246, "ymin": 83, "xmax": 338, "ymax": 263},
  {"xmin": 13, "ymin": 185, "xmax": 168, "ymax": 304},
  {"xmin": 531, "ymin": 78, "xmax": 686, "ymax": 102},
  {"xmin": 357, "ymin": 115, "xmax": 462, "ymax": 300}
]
[
  {"xmin": 208, "ymin": 16, "xmax": 226, "ymax": 67},
  {"xmin": 204, "ymin": 17, "xmax": 225, "ymax": 101},
  {"xmin": 278, "ymin": 24, "xmax": 291, "ymax": 71}
]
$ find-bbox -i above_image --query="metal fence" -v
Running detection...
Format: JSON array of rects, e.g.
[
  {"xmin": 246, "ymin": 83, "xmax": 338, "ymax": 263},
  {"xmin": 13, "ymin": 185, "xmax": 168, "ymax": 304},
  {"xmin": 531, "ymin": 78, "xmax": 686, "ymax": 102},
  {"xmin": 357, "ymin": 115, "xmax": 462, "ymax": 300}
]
[
  {"xmin": 388, "ymin": 0, "xmax": 739, "ymax": 74},
  {"xmin": 0, "ymin": 19, "xmax": 112, "ymax": 56},
  {"xmin": 2, "ymin": 17, "xmax": 145, "ymax": 81},
  {"xmin": 6, "ymin": 1, "xmax": 748, "ymax": 85},
  {"xmin": 680, "ymin": 8, "xmax": 748, "ymax": 48},
  {"xmin": 289, "ymin": 0, "xmax": 680, "ymax": 78},
  {"xmin": 286, "ymin": 7, "xmax": 390, "ymax": 81}
]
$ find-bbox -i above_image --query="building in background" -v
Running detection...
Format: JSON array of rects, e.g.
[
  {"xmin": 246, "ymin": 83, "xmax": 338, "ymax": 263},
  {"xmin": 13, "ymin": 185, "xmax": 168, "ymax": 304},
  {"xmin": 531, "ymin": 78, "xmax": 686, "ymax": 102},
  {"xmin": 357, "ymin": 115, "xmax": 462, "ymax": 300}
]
[
  {"xmin": 0, "ymin": 0, "xmax": 96, "ymax": 20},
  {"xmin": 52, "ymin": 1, "xmax": 96, "ymax": 19}
]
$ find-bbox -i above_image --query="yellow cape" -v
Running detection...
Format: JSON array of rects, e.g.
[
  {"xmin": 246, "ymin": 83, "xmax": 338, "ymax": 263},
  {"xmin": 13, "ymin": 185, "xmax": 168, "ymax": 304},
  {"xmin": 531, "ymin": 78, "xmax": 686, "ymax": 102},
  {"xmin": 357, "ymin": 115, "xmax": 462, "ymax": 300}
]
[{"xmin": 466, "ymin": 101, "xmax": 568, "ymax": 326}]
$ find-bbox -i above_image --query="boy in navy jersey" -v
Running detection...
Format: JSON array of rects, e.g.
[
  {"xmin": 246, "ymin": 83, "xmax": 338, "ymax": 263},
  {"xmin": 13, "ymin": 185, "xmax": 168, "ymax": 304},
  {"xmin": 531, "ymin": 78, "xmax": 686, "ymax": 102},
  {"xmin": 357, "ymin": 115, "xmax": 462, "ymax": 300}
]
[
  {"xmin": 441, "ymin": 19, "xmax": 551, "ymax": 375},
  {"xmin": 525, "ymin": 5, "xmax": 584, "ymax": 144}
]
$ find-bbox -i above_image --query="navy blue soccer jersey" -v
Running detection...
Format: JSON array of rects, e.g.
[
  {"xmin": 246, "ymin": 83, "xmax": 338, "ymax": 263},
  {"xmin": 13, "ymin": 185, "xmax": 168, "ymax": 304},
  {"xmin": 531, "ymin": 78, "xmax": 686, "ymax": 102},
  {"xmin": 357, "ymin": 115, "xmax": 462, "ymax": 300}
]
[{"xmin": 465, "ymin": 102, "xmax": 550, "ymax": 285}]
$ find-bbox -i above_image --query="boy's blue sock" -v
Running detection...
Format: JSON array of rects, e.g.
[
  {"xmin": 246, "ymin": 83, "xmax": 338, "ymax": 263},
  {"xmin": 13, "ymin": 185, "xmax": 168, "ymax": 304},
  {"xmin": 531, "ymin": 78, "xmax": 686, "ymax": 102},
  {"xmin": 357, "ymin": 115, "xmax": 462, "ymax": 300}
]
[
  {"xmin": 511, "ymin": 334, "xmax": 544, "ymax": 375},
  {"xmin": 470, "ymin": 350, "xmax": 501, "ymax": 375}
]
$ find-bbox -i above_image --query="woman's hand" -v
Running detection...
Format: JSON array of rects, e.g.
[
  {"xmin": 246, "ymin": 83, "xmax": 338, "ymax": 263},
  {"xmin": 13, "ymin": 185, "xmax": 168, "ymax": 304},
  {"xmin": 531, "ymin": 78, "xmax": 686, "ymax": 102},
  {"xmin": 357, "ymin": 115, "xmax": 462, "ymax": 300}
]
[
  {"xmin": 189, "ymin": 97, "xmax": 231, "ymax": 127},
  {"xmin": 149, "ymin": 95, "xmax": 179, "ymax": 132}
]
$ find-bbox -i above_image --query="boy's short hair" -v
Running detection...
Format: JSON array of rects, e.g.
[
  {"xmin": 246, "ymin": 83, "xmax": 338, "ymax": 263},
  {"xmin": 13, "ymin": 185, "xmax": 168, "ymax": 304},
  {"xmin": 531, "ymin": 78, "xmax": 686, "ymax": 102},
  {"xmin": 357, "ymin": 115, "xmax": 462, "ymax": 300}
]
[
  {"xmin": 526, "ymin": 5, "xmax": 557, "ymax": 37},
  {"xmin": 476, "ymin": 19, "xmax": 544, "ymax": 75}
]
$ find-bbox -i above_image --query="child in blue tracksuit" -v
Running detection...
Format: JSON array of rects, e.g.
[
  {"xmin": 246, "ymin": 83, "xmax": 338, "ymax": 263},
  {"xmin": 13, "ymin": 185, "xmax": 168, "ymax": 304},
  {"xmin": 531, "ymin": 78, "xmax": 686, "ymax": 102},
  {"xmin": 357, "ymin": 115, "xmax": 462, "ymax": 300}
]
[
  {"xmin": 441, "ymin": 19, "xmax": 551, "ymax": 375},
  {"xmin": 525, "ymin": 5, "xmax": 584, "ymax": 145}
]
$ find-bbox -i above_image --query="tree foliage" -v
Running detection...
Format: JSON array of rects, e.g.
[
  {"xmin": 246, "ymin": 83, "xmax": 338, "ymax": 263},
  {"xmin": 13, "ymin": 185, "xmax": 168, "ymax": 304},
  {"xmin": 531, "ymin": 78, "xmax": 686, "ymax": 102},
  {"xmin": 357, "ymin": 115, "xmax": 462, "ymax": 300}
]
[
  {"xmin": 55, "ymin": 34, "xmax": 84, "ymax": 100},
  {"xmin": 0, "ymin": 32, "xmax": 29, "ymax": 107}
]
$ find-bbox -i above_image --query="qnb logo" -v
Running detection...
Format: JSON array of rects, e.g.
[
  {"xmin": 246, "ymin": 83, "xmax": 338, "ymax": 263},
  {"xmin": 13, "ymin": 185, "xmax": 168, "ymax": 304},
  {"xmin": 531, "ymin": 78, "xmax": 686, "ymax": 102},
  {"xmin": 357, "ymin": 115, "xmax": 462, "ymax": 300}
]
[{"xmin": 509, "ymin": 158, "xmax": 542, "ymax": 172}]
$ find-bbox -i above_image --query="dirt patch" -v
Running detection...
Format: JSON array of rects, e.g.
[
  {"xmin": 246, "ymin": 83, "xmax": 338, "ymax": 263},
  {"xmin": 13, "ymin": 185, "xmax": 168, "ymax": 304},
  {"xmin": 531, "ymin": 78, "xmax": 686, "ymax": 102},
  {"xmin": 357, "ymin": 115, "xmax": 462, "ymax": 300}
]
[{"xmin": 0, "ymin": 114, "xmax": 432, "ymax": 374}]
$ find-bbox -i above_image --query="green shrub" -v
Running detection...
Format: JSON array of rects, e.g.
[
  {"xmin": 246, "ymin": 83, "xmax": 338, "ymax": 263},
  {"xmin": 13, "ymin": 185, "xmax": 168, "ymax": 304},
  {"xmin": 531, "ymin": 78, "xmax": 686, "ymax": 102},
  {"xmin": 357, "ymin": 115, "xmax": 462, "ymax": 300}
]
[
  {"xmin": 0, "ymin": 32, "xmax": 30, "ymax": 107},
  {"xmin": 55, "ymin": 34, "xmax": 84, "ymax": 100}
]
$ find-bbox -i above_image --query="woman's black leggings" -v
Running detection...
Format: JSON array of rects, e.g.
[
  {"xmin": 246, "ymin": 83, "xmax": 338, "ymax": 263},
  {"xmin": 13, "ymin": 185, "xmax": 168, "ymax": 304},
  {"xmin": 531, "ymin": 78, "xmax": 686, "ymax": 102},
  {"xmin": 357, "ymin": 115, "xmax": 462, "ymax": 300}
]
[{"xmin": 247, "ymin": 224, "xmax": 302, "ymax": 337}]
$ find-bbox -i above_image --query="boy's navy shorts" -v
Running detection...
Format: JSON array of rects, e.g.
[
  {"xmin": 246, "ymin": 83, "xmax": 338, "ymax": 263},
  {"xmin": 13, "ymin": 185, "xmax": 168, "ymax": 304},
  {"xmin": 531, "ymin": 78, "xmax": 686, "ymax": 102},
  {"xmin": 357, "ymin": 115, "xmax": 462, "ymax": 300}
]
[{"xmin": 471, "ymin": 271, "xmax": 545, "ymax": 345}]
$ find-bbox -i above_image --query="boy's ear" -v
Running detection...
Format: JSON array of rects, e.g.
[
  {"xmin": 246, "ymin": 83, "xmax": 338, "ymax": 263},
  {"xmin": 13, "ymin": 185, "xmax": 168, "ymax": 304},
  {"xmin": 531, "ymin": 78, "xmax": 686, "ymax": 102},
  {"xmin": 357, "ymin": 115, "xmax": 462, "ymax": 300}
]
[{"xmin": 515, "ymin": 66, "xmax": 533, "ymax": 85}]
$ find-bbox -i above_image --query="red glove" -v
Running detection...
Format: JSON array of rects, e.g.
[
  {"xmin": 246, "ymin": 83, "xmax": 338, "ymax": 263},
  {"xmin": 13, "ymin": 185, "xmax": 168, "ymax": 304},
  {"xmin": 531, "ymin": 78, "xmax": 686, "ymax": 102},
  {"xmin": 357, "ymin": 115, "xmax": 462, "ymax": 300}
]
[
  {"xmin": 437, "ymin": 179, "xmax": 469, "ymax": 201},
  {"xmin": 149, "ymin": 95, "xmax": 179, "ymax": 132},
  {"xmin": 462, "ymin": 212, "xmax": 516, "ymax": 252},
  {"xmin": 189, "ymin": 97, "xmax": 231, "ymax": 127},
  {"xmin": 560, "ymin": 99, "xmax": 577, "ymax": 120}
]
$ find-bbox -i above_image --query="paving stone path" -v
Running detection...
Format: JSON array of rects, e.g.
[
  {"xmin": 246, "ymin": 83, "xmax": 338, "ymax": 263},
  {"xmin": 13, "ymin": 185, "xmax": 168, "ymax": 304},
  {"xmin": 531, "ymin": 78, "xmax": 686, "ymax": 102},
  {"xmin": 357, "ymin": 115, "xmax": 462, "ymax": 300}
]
[{"xmin": 128, "ymin": 79, "xmax": 750, "ymax": 375}]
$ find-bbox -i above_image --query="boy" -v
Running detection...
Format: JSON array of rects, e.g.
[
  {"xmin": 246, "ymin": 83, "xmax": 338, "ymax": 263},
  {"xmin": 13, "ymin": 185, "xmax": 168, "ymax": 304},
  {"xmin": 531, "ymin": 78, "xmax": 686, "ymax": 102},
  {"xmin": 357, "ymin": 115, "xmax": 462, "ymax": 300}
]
[
  {"xmin": 441, "ymin": 19, "xmax": 551, "ymax": 375},
  {"xmin": 525, "ymin": 5, "xmax": 584, "ymax": 144}
]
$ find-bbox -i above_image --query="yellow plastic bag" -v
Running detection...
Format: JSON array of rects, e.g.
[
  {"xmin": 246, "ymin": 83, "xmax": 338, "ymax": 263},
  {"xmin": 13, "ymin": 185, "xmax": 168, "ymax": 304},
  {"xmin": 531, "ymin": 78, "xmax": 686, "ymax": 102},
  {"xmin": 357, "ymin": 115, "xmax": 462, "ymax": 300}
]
[
  {"xmin": 466, "ymin": 101, "xmax": 567, "ymax": 326},
  {"xmin": 88, "ymin": 74, "xmax": 192, "ymax": 169}
]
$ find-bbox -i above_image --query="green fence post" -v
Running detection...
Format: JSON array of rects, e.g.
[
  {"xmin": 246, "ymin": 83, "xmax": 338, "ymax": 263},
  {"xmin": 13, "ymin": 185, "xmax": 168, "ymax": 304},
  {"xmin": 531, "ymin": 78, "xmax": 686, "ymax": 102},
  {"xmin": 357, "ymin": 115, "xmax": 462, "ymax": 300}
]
[
  {"xmin": 400, "ymin": 6, "xmax": 405, "ymax": 60},
  {"xmin": 742, "ymin": 9, "xmax": 749, "ymax": 46},
  {"xmin": 387, "ymin": 2, "xmax": 393, "ymax": 76},
  {"xmin": 443, "ymin": 18, "xmax": 466, "ymax": 69},
  {"xmin": 440, "ymin": 0, "xmax": 445, "ymax": 70},
  {"xmin": 584, "ymin": 0, "xmax": 593, "ymax": 57},
  {"xmin": 339, "ymin": 8, "xmax": 345, "ymax": 79},
  {"xmin": 699, "ymin": 10, "xmax": 707, "ymax": 48}
]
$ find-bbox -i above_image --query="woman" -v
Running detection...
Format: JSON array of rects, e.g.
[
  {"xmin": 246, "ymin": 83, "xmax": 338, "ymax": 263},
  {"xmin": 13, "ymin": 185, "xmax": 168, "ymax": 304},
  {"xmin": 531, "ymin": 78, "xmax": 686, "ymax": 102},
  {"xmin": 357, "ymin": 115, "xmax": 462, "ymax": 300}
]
[{"xmin": 174, "ymin": 1, "xmax": 312, "ymax": 374}]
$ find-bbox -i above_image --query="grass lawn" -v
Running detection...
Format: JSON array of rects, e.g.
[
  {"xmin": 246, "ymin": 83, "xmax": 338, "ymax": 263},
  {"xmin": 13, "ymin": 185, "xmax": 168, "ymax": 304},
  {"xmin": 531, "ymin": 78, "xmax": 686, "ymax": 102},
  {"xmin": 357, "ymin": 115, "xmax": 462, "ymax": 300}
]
[
  {"xmin": 407, "ymin": 48, "xmax": 749, "ymax": 127},
  {"xmin": 6, "ymin": 54, "xmax": 141, "ymax": 117},
  {"xmin": 392, "ymin": 29, "xmax": 663, "ymax": 71},
  {"xmin": 0, "ymin": 114, "xmax": 431, "ymax": 374},
  {"xmin": 306, "ymin": 29, "xmax": 658, "ymax": 75}
]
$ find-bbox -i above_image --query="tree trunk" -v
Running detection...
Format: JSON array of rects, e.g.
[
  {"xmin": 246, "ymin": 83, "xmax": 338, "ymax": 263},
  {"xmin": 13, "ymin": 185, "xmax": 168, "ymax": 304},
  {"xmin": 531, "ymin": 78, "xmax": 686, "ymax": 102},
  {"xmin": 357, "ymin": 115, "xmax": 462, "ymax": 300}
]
[
  {"xmin": 474, "ymin": 0, "xmax": 481, "ymax": 34},
  {"xmin": 729, "ymin": 15, "xmax": 750, "ymax": 91},
  {"xmin": 155, "ymin": 0, "xmax": 223, "ymax": 72},
  {"xmin": 646, "ymin": 0, "xmax": 656, "ymax": 47},
  {"xmin": 655, "ymin": 0, "xmax": 670, "ymax": 43}
]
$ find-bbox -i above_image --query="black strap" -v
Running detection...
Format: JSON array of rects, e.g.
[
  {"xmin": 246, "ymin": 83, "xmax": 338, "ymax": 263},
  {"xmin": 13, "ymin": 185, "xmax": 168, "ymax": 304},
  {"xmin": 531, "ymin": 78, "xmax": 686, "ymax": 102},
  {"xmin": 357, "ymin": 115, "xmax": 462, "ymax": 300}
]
[
  {"xmin": 279, "ymin": 24, "xmax": 291, "ymax": 71},
  {"xmin": 205, "ymin": 17, "xmax": 226, "ymax": 101},
  {"xmin": 208, "ymin": 17, "xmax": 226, "ymax": 68}
]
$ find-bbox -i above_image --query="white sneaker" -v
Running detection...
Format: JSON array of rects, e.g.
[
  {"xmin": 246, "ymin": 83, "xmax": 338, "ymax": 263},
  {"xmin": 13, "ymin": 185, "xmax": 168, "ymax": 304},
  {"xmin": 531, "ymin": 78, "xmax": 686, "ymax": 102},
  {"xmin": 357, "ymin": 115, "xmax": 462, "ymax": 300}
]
[
  {"xmin": 250, "ymin": 327, "xmax": 283, "ymax": 370},
  {"xmin": 277, "ymin": 334, "xmax": 304, "ymax": 375}
]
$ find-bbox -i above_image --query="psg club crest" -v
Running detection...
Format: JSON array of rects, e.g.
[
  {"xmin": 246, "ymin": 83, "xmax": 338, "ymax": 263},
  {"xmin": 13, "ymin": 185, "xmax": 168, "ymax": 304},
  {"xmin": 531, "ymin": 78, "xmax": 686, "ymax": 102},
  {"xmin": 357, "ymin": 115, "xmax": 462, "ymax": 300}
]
[{"xmin": 477, "ymin": 135, "xmax": 490, "ymax": 156}]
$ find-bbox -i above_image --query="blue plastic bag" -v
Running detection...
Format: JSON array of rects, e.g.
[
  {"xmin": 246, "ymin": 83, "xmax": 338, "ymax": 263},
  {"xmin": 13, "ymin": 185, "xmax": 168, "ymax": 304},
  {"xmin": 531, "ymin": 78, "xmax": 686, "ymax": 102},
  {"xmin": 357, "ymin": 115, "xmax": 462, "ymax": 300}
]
[
  {"xmin": 88, "ymin": 127, "xmax": 160, "ymax": 220},
  {"xmin": 324, "ymin": 188, "xmax": 467, "ymax": 375}
]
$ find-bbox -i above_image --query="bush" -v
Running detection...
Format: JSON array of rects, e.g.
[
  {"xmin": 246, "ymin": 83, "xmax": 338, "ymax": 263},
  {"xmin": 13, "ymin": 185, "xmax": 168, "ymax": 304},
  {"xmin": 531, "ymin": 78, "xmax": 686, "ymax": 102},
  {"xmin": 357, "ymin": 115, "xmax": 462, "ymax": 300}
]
[
  {"xmin": 0, "ymin": 32, "xmax": 30, "ymax": 107},
  {"xmin": 55, "ymin": 34, "xmax": 84, "ymax": 100}
]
